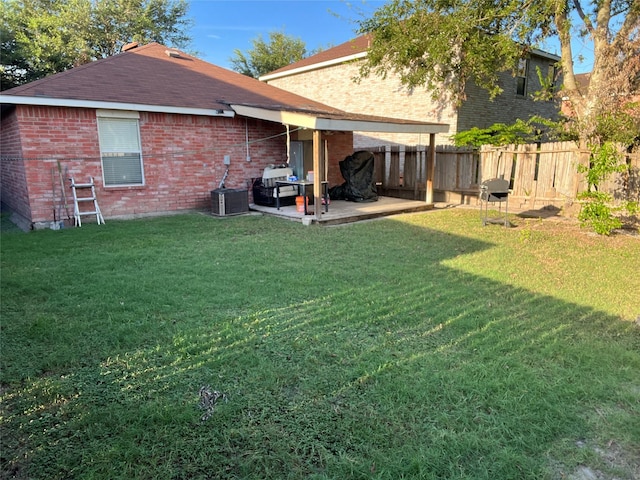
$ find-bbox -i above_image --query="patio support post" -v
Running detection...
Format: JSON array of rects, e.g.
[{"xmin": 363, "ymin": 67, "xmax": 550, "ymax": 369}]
[
  {"xmin": 426, "ymin": 133, "xmax": 436, "ymax": 204},
  {"xmin": 313, "ymin": 129, "xmax": 323, "ymax": 221}
]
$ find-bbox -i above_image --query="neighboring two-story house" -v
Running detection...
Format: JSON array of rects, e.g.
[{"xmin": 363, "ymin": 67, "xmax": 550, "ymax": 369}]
[{"xmin": 261, "ymin": 35, "xmax": 562, "ymax": 148}]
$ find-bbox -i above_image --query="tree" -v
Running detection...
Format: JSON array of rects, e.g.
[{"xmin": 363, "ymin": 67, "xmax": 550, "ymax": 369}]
[
  {"xmin": 1, "ymin": 0, "xmax": 192, "ymax": 90},
  {"xmin": 356, "ymin": 0, "xmax": 639, "ymax": 146},
  {"xmin": 230, "ymin": 30, "xmax": 307, "ymax": 78},
  {"xmin": 358, "ymin": 0, "xmax": 639, "ymax": 234}
]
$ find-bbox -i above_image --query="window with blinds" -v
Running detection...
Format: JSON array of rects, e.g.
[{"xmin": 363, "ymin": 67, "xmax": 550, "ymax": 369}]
[{"xmin": 97, "ymin": 113, "xmax": 144, "ymax": 186}]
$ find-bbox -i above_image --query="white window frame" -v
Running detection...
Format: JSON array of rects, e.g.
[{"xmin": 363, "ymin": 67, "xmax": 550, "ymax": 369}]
[{"xmin": 96, "ymin": 110, "xmax": 145, "ymax": 187}]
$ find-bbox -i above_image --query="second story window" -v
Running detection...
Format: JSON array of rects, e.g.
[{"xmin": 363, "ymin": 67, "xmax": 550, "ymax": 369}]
[
  {"xmin": 546, "ymin": 64, "xmax": 559, "ymax": 95},
  {"xmin": 516, "ymin": 58, "xmax": 528, "ymax": 96}
]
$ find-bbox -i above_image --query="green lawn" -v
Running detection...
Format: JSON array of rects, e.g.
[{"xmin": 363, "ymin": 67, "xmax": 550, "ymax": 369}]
[{"xmin": 1, "ymin": 209, "xmax": 639, "ymax": 479}]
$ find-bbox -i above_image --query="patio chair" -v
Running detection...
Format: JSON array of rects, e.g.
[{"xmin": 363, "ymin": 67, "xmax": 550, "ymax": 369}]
[{"xmin": 252, "ymin": 166, "xmax": 298, "ymax": 207}]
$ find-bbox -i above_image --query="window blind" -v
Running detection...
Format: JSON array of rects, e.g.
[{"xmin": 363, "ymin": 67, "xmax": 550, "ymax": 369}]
[
  {"xmin": 102, "ymin": 154, "xmax": 144, "ymax": 185},
  {"xmin": 98, "ymin": 118, "xmax": 141, "ymax": 152},
  {"xmin": 97, "ymin": 116, "xmax": 144, "ymax": 186}
]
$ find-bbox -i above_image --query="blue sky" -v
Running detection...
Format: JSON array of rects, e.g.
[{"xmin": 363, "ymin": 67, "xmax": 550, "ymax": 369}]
[
  {"xmin": 188, "ymin": 0, "xmax": 384, "ymax": 69},
  {"xmin": 187, "ymin": 0, "xmax": 593, "ymax": 73}
]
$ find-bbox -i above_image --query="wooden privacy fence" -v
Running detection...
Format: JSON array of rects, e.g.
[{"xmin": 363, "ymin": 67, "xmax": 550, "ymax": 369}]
[
  {"xmin": 371, "ymin": 143, "xmax": 640, "ymax": 210},
  {"xmin": 370, "ymin": 145, "xmax": 429, "ymax": 200}
]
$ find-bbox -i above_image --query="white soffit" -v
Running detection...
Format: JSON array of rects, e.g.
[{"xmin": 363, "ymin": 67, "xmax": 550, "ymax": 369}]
[
  {"xmin": 0, "ymin": 95, "xmax": 235, "ymax": 117},
  {"xmin": 231, "ymin": 104, "xmax": 449, "ymax": 134}
]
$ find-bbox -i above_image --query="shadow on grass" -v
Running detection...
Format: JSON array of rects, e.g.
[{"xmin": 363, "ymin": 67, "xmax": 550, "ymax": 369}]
[{"xmin": 1, "ymin": 214, "xmax": 639, "ymax": 479}]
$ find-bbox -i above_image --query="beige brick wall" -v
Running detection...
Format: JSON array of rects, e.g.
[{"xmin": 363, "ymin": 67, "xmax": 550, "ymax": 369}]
[
  {"xmin": 266, "ymin": 54, "xmax": 561, "ymax": 148},
  {"xmin": 267, "ymin": 61, "xmax": 458, "ymax": 148}
]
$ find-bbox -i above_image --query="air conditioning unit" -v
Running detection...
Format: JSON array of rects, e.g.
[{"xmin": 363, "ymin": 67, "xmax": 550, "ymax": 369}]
[{"xmin": 211, "ymin": 188, "xmax": 249, "ymax": 216}]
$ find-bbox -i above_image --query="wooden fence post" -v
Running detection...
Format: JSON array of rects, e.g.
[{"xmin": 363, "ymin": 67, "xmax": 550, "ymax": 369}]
[{"xmin": 426, "ymin": 134, "xmax": 436, "ymax": 203}]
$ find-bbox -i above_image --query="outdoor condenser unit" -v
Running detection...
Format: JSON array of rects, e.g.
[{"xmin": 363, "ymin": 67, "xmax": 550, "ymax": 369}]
[{"xmin": 211, "ymin": 188, "xmax": 249, "ymax": 216}]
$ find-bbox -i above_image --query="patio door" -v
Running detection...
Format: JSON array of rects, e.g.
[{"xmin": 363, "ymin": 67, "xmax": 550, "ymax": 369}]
[{"xmin": 290, "ymin": 141, "xmax": 314, "ymax": 180}]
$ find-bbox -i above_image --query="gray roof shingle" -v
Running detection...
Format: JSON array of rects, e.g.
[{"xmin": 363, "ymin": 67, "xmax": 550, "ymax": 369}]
[{"xmin": 2, "ymin": 42, "xmax": 344, "ymax": 114}]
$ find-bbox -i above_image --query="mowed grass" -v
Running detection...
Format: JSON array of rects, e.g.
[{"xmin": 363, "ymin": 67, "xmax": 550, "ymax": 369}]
[{"xmin": 1, "ymin": 209, "xmax": 639, "ymax": 479}]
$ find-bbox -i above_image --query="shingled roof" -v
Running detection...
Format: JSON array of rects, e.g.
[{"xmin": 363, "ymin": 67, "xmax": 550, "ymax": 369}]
[
  {"xmin": 1, "ymin": 42, "xmax": 343, "ymax": 115},
  {"xmin": 261, "ymin": 35, "xmax": 371, "ymax": 80},
  {"xmin": 0, "ymin": 42, "xmax": 448, "ymax": 134}
]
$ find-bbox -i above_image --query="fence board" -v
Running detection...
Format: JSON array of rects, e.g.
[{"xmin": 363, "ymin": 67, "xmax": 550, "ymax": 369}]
[
  {"xmin": 436, "ymin": 149, "xmax": 459, "ymax": 190},
  {"xmin": 480, "ymin": 145, "xmax": 514, "ymax": 183},
  {"xmin": 538, "ymin": 143, "xmax": 558, "ymax": 198},
  {"xmin": 554, "ymin": 142, "xmax": 579, "ymax": 199},
  {"xmin": 625, "ymin": 153, "xmax": 640, "ymax": 203},
  {"xmin": 456, "ymin": 151, "xmax": 477, "ymax": 190},
  {"xmin": 404, "ymin": 149, "xmax": 417, "ymax": 188},
  {"xmin": 511, "ymin": 144, "xmax": 536, "ymax": 198}
]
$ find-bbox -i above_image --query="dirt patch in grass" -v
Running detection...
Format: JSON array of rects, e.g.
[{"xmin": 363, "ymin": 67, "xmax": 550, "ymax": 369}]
[
  {"xmin": 511, "ymin": 214, "xmax": 639, "ymax": 245},
  {"xmin": 548, "ymin": 439, "xmax": 640, "ymax": 480},
  {"xmin": 511, "ymin": 210, "xmax": 640, "ymax": 243}
]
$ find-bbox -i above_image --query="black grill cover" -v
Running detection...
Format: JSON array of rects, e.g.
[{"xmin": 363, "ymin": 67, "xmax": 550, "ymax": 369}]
[{"xmin": 329, "ymin": 151, "xmax": 378, "ymax": 202}]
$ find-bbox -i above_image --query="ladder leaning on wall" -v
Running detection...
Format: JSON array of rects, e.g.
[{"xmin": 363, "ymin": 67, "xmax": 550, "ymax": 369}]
[{"xmin": 70, "ymin": 177, "xmax": 105, "ymax": 227}]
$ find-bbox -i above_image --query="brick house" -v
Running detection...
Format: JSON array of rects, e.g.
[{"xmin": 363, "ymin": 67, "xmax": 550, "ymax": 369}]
[
  {"xmin": 260, "ymin": 35, "xmax": 562, "ymax": 148},
  {"xmin": 0, "ymin": 43, "xmax": 447, "ymax": 229}
]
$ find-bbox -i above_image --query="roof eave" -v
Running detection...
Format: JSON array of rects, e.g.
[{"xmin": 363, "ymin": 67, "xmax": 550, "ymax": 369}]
[
  {"xmin": 259, "ymin": 52, "xmax": 367, "ymax": 82},
  {"xmin": 0, "ymin": 95, "xmax": 235, "ymax": 117},
  {"xmin": 231, "ymin": 104, "xmax": 449, "ymax": 134},
  {"xmin": 529, "ymin": 49, "xmax": 561, "ymax": 62},
  {"xmin": 314, "ymin": 118, "xmax": 449, "ymax": 133}
]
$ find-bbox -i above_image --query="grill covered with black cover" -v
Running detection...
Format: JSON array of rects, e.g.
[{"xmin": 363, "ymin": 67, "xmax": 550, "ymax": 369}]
[{"xmin": 329, "ymin": 151, "xmax": 378, "ymax": 202}]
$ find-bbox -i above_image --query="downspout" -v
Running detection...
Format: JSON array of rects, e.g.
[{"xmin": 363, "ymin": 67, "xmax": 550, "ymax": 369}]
[
  {"xmin": 324, "ymin": 140, "xmax": 329, "ymax": 182},
  {"xmin": 285, "ymin": 124, "xmax": 291, "ymax": 164},
  {"xmin": 245, "ymin": 119, "xmax": 250, "ymax": 162}
]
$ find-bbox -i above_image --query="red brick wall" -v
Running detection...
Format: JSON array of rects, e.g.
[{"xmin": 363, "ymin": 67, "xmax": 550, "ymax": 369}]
[
  {"xmin": 324, "ymin": 131, "xmax": 355, "ymax": 186},
  {"xmin": 1, "ymin": 106, "xmax": 289, "ymax": 224},
  {"xmin": 1, "ymin": 105, "xmax": 355, "ymax": 226},
  {"xmin": 5, "ymin": 106, "xmax": 103, "ymax": 225},
  {"xmin": 0, "ymin": 108, "xmax": 32, "ymax": 222}
]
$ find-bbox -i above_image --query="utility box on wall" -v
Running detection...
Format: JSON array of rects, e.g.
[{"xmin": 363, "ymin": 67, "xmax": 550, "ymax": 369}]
[{"xmin": 211, "ymin": 189, "xmax": 249, "ymax": 216}]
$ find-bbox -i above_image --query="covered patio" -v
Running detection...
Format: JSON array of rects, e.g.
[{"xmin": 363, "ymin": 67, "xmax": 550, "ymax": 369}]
[{"xmin": 232, "ymin": 104, "xmax": 449, "ymax": 224}]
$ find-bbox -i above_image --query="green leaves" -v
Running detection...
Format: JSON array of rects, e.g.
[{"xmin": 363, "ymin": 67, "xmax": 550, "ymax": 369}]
[
  {"xmin": 592, "ymin": 103, "xmax": 640, "ymax": 147},
  {"xmin": 1, "ymin": 0, "xmax": 192, "ymax": 89},
  {"xmin": 452, "ymin": 120, "xmax": 536, "ymax": 147},
  {"xmin": 357, "ymin": 0, "xmax": 536, "ymax": 104},
  {"xmin": 577, "ymin": 191, "xmax": 624, "ymax": 235},
  {"xmin": 576, "ymin": 142, "xmax": 636, "ymax": 235},
  {"xmin": 452, "ymin": 116, "xmax": 575, "ymax": 147},
  {"xmin": 229, "ymin": 31, "xmax": 307, "ymax": 79},
  {"xmin": 578, "ymin": 142, "xmax": 629, "ymax": 187}
]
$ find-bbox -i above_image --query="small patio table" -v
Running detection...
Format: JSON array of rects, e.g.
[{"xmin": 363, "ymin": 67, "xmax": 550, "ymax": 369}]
[{"xmin": 275, "ymin": 180, "xmax": 329, "ymax": 215}]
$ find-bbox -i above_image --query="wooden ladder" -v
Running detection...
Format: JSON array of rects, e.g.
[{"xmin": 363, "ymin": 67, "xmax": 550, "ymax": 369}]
[{"xmin": 70, "ymin": 177, "xmax": 105, "ymax": 227}]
